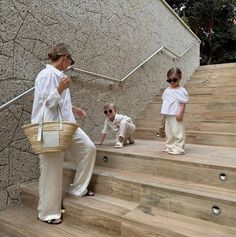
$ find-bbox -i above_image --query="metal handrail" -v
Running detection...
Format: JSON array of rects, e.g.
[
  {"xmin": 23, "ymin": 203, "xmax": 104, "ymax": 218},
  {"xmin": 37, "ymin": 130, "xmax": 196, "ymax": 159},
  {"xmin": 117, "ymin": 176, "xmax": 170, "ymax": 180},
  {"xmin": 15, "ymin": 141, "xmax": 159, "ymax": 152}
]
[
  {"xmin": 0, "ymin": 87, "xmax": 35, "ymax": 111},
  {"xmin": 0, "ymin": 39, "xmax": 199, "ymax": 111},
  {"xmin": 70, "ymin": 67, "xmax": 120, "ymax": 82}
]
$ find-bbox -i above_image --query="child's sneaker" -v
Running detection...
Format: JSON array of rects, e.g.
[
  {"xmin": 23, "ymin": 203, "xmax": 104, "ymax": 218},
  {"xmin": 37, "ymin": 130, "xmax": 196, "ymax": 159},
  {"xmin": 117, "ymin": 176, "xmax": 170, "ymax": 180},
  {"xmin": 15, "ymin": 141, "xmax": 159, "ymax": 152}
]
[
  {"xmin": 162, "ymin": 147, "xmax": 171, "ymax": 153},
  {"xmin": 168, "ymin": 150, "xmax": 185, "ymax": 155},
  {"xmin": 114, "ymin": 141, "xmax": 124, "ymax": 148}
]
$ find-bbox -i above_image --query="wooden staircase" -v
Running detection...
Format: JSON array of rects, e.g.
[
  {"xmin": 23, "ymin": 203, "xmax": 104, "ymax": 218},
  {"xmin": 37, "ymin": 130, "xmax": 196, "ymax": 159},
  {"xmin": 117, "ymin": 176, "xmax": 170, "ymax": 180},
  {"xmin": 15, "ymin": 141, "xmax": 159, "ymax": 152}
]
[
  {"xmin": 135, "ymin": 63, "xmax": 236, "ymax": 147},
  {"xmin": 1, "ymin": 63, "xmax": 236, "ymax": 237}
]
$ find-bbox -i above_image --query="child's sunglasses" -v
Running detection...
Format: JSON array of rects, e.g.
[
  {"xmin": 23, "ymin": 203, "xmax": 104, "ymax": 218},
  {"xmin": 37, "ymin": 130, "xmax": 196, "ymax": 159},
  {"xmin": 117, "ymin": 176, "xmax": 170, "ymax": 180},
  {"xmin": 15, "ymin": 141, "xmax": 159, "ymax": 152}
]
[
  {"xmin": 166, "ymin": 78, "xmax": 178, "ymax": 83},
  {"xmin": 104, "ymin": 109, "xmax": 113, "ymax": 115}
]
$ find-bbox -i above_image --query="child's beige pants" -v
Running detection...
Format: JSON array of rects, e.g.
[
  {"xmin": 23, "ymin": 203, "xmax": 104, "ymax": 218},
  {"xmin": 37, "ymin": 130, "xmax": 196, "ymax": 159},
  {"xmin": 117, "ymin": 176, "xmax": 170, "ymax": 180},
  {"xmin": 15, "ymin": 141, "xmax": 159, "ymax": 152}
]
[
  {"xmin": 38, "ymin": 128, "xmax": 96, "ymax": 221},
  {"xmin": 117, "ymin": 120, "xmax": 135, "ymax": 139},
  {"xmin": 165, "ymin": 115, "xmax": 186, "ymax": 153}
]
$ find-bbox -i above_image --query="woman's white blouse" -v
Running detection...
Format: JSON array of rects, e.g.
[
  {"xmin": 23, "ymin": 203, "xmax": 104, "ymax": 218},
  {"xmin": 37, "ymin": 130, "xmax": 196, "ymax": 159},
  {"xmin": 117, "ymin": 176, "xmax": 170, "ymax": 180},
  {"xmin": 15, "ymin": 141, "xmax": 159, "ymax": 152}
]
[
  {"xmin": 161, "ymin": 87, "xmax": 188, "ymax": 115},
  {"xmin": 31, "ymin": 64, "xmax": 76, "ymax": 123}
]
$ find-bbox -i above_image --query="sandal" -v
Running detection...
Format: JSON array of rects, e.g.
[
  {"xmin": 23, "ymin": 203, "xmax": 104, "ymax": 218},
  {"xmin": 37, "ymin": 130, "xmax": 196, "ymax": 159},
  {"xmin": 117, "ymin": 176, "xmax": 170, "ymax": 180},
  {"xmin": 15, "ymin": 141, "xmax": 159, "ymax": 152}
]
[
  {"xmin": 38, "ymin": 217, "xmax": 62, "ymax": 225},
  {"xmin": 83, "ymin": 190, "xmax": 95, "ymax": 196}
]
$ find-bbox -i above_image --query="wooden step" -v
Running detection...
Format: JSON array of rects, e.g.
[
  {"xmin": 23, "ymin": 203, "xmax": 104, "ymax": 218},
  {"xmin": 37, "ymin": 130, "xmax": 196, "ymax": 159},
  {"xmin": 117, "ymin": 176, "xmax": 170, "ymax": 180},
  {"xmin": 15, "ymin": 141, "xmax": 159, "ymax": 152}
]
[
  {"xmin": 185, "ymin": 111, "xmax": 236, "ymax": 121},
  {"xmin": 62, "ymin": 165, "xmax": 236, "ymax": 227},
  {"xmin": 195, "ymin": 63, "xmax": 236, "ymax": 70},
  {"xmin": 20, "ymin": 183, "xmax": 236, "ymax": 237},
  {"xmin": 142, "ymin": 102, "xmax": 236, "ymax": 113},
  {"xmin": 189, "ymin": 74, "xmax": 236, "ymax": 81},
  {"xmin": 185, "ymin": 103, "xmax": 236, "ymax": 116},
  {"xmin": 136, "ymin": 118, "xmax": 203, "ymax": 130},
  {"xmin": 188, "ymin": 94, "xmax": 236, "ymax": 104},
  {"xmin": 186, "ymin": 130, "xmax": 236, "ymax": 147},
  {"xmin": 134, "ymin": 127, "xmax": 160, "ymax": 139},
  {"xmin": 134, "ymin": 127, "xmax": 236, "ymax": 147},
  {"xmin": 186, "ymin": 86, "xmax": 236, "ymax": 95},
  {"xmin": 60, "ymin": 157, "xmax": 236, "ymax": 226},
  {"xmin": 0, "ymin": 206, "xmax": 113, "ymax": 237},
  {"xmin": 187, "ymin": 79, "xmax": 236, "ymax": 85},
  {"xmin": 185, "ymin": 120, "xmax": 236, "ymax": 133},
  {"xmin": 93, "ymin": 139, "xmax": 236, "ymax": 190},
  {"xmin": 134, "ymin": 117, "xmax": 160, "ymax": 128},
  {"xmin": 124, "ymin": 205, "xmax": 236, "ymax": 237},
  {"xmin": 21, "ymin": 183, "xmax": 137, "ymax": 237}
]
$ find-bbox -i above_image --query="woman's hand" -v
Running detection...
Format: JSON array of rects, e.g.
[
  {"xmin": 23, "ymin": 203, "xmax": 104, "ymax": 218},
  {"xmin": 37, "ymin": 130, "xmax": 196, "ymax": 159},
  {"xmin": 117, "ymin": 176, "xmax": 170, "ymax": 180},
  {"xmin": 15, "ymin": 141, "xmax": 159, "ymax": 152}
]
[
  {"xmin": 72, "ymin": 106, "xmax": 87, "ymax": 119},
  {"xmin": 57, "ymin": 75, "xmax": 71, "ymax": 94}
]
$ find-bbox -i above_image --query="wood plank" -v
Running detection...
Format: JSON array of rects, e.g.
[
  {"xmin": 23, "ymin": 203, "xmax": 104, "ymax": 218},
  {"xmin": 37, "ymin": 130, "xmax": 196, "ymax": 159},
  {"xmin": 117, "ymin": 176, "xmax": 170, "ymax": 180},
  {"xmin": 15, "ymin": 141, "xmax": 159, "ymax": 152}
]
[
  {"xmin": 95, "ymin": 139, "xmax": 236, "ymax": 168},
  {"xmin": 95, "ymin": 150, "xmax": 236, "ymax": 190},
  {"xmin": 125, "ymin": 205, "xmax": 236, "ymax": 237}
]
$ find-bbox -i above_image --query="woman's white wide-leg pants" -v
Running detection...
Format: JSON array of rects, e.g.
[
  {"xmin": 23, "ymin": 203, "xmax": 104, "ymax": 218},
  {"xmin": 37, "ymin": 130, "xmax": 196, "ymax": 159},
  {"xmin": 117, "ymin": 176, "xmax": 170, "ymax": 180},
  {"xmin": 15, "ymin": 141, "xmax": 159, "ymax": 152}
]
[{"xmin": 38, "ymin": 128, "xmax": 96, "ymax": 221}]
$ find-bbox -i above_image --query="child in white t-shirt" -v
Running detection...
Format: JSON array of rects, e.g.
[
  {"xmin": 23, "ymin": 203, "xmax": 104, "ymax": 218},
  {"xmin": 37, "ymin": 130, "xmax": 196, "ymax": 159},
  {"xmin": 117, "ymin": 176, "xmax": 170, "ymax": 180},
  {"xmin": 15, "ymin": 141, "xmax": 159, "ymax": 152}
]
[
  {"xmin": 161, "ymin": 67, "xmax": 188, "ymax": 155},
  {"xmin": 96, "ymin": 103, "xmax": 136, "ymax": 148}
]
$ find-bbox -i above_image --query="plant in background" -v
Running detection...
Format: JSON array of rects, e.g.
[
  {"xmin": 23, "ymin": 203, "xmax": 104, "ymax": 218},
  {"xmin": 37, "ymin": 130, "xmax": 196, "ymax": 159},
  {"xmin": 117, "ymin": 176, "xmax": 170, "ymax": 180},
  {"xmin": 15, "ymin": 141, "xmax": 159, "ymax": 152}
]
[{"xmin": 166, "ymin": 0, "xmax": 236, "ymax": 65}]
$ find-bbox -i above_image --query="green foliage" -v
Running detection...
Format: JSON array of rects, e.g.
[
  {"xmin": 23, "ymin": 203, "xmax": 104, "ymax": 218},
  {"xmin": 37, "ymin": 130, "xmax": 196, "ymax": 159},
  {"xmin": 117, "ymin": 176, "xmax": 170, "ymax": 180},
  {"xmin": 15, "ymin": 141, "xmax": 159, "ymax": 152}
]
[{"xmin": 166, "ymin": 0, "xmax": 236, "ymax": 64}]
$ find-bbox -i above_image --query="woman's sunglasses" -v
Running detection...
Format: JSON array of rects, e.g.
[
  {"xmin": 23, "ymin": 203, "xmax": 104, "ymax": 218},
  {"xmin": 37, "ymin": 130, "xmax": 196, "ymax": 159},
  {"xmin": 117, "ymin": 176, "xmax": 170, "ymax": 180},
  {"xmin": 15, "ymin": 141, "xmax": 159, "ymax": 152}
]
[
  {"xmin": 68, "ymin": 56, "xmax": 75, "ymax": 65},
  {"xmin": 104, "ymin": 109, "xmax": 113, "ymax": 115},
  {"xmin": 166, "ymin": 78, "xmax": 178, "ymax": 83}
]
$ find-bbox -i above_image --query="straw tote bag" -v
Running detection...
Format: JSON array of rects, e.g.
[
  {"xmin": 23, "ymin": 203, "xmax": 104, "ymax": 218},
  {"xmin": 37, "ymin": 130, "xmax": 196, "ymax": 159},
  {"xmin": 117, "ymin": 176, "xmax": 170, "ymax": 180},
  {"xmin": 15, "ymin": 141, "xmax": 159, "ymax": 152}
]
[{"xmin": 22, "ymin": 100, "xmax": 79, "ymax": 154}]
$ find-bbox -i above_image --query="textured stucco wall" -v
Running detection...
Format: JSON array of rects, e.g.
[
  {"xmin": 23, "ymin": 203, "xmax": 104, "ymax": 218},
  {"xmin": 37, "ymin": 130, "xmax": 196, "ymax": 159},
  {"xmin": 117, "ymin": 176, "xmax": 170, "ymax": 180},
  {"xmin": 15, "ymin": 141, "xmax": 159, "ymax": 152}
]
[{"xmin": 0, "ymin": 0, "xmax": 200, "ymax": 210}]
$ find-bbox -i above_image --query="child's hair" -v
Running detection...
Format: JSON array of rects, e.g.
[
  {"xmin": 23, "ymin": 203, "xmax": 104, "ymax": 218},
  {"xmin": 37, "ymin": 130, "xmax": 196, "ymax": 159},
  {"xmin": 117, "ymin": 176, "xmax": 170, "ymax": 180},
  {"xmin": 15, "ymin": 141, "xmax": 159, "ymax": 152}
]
[
  {"xmin": 48, "ymin": 43, "xmax": 72, "ymax": 61},
  {"xmin": 103, "ymin": 102, "xmax": 117, "ymax": 112},
  {"xmin": 167, "ymin": 67, "xmax": 182, "ymax": 79}
]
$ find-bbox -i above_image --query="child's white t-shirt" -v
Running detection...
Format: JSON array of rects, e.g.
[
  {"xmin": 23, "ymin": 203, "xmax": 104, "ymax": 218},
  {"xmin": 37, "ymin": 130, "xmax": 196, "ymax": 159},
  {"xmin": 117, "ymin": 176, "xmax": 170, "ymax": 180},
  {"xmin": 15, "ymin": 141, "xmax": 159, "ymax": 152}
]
[
  {"xmin": 102, "ymin": 113, "xmax": 133, "ymax": 134},
  {"xmin": 161, "ymin": 87, "xmax": 188, "ymax": 115}
]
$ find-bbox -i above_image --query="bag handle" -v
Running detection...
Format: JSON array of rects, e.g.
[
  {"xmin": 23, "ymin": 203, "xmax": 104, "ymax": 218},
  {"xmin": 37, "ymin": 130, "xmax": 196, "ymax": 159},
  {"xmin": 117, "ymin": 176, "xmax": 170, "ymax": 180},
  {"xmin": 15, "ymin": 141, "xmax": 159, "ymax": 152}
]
[{"xmin": 37, "ymin": 100, "xmax": 63, "ymax": 142}]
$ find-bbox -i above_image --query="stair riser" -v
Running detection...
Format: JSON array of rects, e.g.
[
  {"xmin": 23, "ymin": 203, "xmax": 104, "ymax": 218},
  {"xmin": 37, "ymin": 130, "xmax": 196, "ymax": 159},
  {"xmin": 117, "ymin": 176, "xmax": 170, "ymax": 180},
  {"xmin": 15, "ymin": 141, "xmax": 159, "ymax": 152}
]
[
  {"xmin": 21, "ymin": 191, "xmax": 38, "ymax": 210},
  {"xmin": 186, "ymin": 87, "xmax": 236, "ymax": 94},
  {"xmin": 89, "ymin": 174, "xmax": 236, "ymax": 228},
  {"xmin": 187, "ymin": 83, "xmax": 236, "ymax": 89},
  {"xmin": 187, "ymin": 133, "xmax": 236, "ymax": 147},
  {"xmin": 192, "ymin": 72, "xmax": 236, "ymax": 77},
  {"xmin": 20, "ymin": 189, "xmax": 121, "ymax": 237},
  {"xmin": 141, "ymin": 111, "xmax": 236, "ymax": 121},
  {"xmin": 144, "ymin": 102, "xmax": 236, "ymax": 111},
  {"xmin": 155, "ymin": 94, "xmax": 236, "ymax": 103},
  {"xmin": 199, "ymin": 122, "xmax": 236, "ymax": 132},
  {"xmin": 134, "ymin": 129, "xmax": 159, "ymax": 140},
  {"xmin": 135, "ymin": 119, "xmax": 160, "ymax": 128},
  {"xmin": 134, "ymin": 129, "xmax": 236, "ymax": 147},
  {"xmin": 186, "ymin": 113, "xmax": 236, "ymax": 121},
  {"xmin": 20, "ymin": 184, "xmax": 176, "ymax": 237},
  {"xmin": 189, "ymin": 98, "xmax": 236, "ymax": 104},
  {"xmin": 191, "ymin": 74, "xmax": 236, "ymax": 79},
  {"xmin": 141, "ymin": 114, "xmax": 236, "ymax": 123},
  {"xmin": 142, "ymin": 188, "xmax": 236, "ymax": 228},
  {"xmin": 64, "ymin": 204, "xmax": 121, "ymax": 237},
  {"xmin": 95, "ymin": 152, "xmax": 236, "ymax": 190},
  {"xmin": 20, "ymin": 184, "xmax": 123, "ymax": 237},
  {"xmin": 188, "ymin": 103, "xmax": 236, "ymax": 111},
  {"xmin": 135, "ymin": 120, "xmax": 208, "ymax": 130}
]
